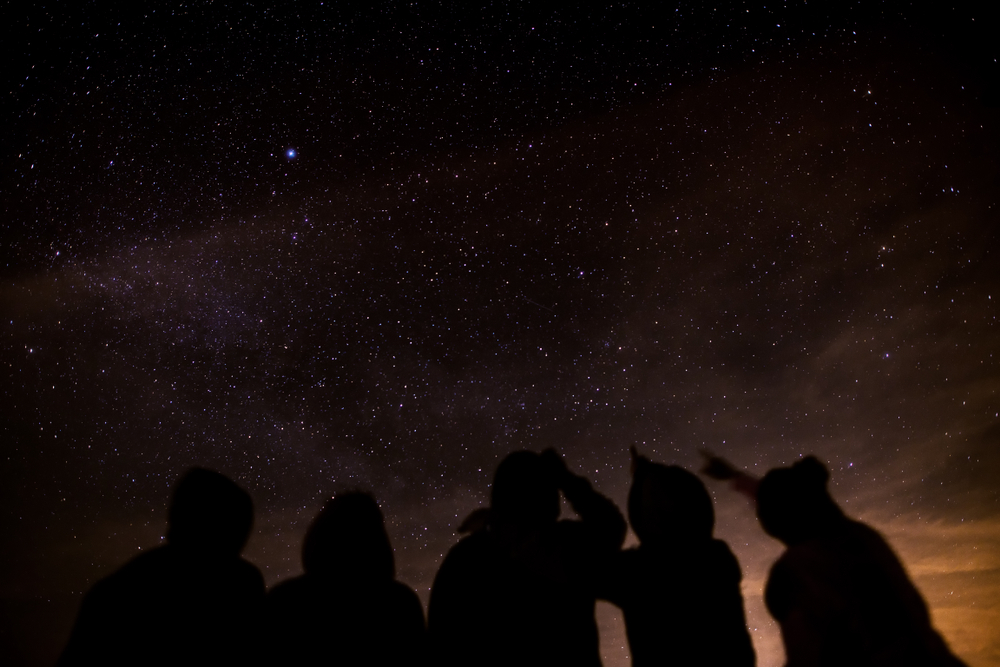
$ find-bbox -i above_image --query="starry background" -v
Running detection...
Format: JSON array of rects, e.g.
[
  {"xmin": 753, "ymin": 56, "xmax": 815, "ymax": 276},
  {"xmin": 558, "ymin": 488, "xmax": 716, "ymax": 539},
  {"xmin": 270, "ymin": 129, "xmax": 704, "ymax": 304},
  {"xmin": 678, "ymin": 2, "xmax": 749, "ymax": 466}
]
[{"xmin": 2, "ymin": 2, "xmax": 999, "ymax": 665}]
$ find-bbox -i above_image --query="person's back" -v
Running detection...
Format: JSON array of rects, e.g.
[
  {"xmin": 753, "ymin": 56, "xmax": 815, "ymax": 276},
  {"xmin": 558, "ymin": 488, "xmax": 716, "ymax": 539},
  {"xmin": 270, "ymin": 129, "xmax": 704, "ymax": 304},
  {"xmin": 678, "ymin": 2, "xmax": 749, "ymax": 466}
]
[
  {"xmin": 752, "ymin": 456, "xmax": 966, "ymax": 667},
  {"xmin": 602, "ymin": 450, "xmax": 755, "ymax": 666},
  {"xmin": 264, "ymin": 492, "xmax": 426, "ymax": 666},
  {"xmin": 431, "ymin": 519, "xmax": 608, "ymax": 666},
  {"xmin": 767, "ymin": 518, "xmax": 958, "ymax": 667},
  {"xmin": 702, "ymin": 453, "xmax": 970, "ymax": 667},
  {"xmin": 429, "ymin": 449, "xmax": 626, "ymax": 667},
  {"xmin": 610, "ymin": 541, "xmax": 752, "ymax": 666},
  {"xmin": 58, "ymin": 468, "xmax": 265, "ymax": 667}
]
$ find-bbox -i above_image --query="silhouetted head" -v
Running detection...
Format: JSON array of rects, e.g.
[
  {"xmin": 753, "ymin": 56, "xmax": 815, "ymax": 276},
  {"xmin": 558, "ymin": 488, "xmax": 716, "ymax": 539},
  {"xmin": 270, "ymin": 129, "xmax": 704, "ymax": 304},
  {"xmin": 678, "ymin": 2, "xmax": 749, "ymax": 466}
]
[
  {"xmin": 491, "ymin": 450, "xmax": 560, "ymax": 529},
  {"xmin": 756, "ymin": 456, "xmax": 844, "ymax": 545},
  {"xmin": 301, "ymin": 492, "xmax": 395, "ymax": 582},
  {"xmin": 166, "ymin": 468, "xmax": 254, "ymax": 556},
  {"xmin": 629, "ymin": 450, "xmax": 714, "ymax": 547}
]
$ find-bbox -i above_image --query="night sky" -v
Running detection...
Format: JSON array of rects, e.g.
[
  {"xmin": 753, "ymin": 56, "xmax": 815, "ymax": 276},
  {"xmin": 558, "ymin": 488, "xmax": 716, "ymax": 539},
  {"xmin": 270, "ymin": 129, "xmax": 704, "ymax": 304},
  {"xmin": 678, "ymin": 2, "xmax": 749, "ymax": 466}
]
[{"xmin": 2, "ymin": 2, "xmax": 999, "ymax": 665}]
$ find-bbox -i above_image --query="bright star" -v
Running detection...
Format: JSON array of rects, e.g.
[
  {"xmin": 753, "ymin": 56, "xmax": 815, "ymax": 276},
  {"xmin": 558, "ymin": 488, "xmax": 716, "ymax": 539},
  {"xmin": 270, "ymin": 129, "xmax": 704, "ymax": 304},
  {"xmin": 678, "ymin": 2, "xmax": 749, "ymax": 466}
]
[{"xmin": 286, "ymin": 148, "xmax": 297, "ymax": 159}]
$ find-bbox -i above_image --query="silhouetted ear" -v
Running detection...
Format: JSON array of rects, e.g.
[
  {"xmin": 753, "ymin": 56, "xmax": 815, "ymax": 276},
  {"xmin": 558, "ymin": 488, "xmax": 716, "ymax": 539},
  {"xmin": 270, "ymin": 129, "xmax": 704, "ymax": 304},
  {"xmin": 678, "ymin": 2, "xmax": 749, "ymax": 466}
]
[{"xmin": 794, "ymin": 456, "xmax": 829, "ymax": 488}]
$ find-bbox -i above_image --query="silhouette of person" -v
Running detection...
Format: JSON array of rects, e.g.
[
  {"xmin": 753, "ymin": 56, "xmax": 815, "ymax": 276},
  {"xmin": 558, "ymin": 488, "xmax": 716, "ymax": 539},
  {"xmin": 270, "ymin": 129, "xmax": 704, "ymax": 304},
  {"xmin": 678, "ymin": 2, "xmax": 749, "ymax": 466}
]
[
  {"xmin": 600, "ymin": 448, "xmax": 755, "ymax": 666},
  {"xmin": 428, "ymin": 449, "xmax": 627, "ymax": 667},
  {"xmin": 264, "ymin": 491, "xmax": 426, "ymax": 666},
  {"xmin": 57, "ymin": 468, "xmax": 265, "ymax": 667},
  {"xmin": 702, "ymin": 453, "xmax": 967, "ymax": 667}
]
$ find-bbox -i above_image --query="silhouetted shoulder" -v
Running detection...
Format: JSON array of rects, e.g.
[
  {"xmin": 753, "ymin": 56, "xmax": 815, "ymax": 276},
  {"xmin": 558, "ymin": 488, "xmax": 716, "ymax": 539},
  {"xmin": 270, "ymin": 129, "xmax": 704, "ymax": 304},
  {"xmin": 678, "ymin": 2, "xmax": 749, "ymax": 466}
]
[
  {"xmin": 445, "ymin": 528, "xmax": 493, "ymax": 560},
  {"xmin": 59, "ymin": 545, "xmax": 265, "ymax": 667},
  {"xmin": 709, "ymin": 538, "xmax": 744, "ymax": 583},
  {"xmin": 428, "ymin": 531, "xmax": 498, "ymax": 623},
  {"xmin": 266, "ymin": 574, "xmax": 310, "ymax": 606},
  {"xmin": 265, "ymin": 574, "xmax": 425, "ymax": 666},
  {"xmin": 430, "ymin": 528, "xmax": 604, "ymax": 667},
  {"xmin": 764, "ymin": 518, "xmax": 930, "ymax": 623},
  {"xmin": 602, "ymin": 540, "xmax": 753, "ymax": 667},
  {"xmin": 766, "ymin": 523, "xmax": 966, "ymax": 666},
  {"xmin": 387, "ymin": 578, "xmax": 427, "ymax": 636},
  {"xmin": 58, "ymin": 469, "xmax": 264, "ymax": 667},
  {"xmin": 757, "ymin": 460, "xmax": 967, "ymax": 667},
  {"xmin": 235, "ymin": 556, "xmax": 266, "ymax": 587},
  {"xmin": 605, "ymin": 538, "xmax": 739, "ymax": 592}
]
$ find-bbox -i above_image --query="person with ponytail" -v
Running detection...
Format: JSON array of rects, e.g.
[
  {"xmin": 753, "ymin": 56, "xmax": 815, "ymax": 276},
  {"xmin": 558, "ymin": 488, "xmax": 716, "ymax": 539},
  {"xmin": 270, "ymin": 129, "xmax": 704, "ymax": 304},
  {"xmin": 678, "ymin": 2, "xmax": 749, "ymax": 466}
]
[{"xmin": 703, "ymin": 453, "xmax": 966, "ymax": 667}]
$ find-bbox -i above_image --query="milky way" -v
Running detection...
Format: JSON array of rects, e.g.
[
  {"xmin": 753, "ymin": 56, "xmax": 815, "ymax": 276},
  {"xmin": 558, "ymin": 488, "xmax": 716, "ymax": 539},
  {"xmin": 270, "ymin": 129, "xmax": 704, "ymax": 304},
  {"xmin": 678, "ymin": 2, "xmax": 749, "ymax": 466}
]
[{"xmin": 2, "ymin": 3, "xmax": 998, "ymax": 666}]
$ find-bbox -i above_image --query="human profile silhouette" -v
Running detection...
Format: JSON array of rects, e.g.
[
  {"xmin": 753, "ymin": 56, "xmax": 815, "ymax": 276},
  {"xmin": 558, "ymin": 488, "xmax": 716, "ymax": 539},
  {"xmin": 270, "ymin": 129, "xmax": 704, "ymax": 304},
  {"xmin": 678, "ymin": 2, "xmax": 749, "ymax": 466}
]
[
  {"xmin": 57, "ymin": 468, "xmax": 265, "ymax": 667},
  {"xmin": 703, "ymin": 453, "xmax": 967, "ymax": 667},
  {"xmin": 264, "ymin": 491, "xmax": 426, "ymax": 665},
  {"xmin": 428, "ymin": 449, "xmax": 626, "ymax": 667},
  {"xmin": 600, "ymin": 448, "xmax": 755, "ymax": 666}
]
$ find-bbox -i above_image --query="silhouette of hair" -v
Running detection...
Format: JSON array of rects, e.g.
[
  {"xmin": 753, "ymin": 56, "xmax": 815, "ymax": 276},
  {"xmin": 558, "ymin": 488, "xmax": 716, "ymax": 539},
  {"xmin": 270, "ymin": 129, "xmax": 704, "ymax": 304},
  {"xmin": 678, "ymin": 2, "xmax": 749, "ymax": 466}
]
[
  {"xmin": 754, "ymin": 456, "xmax": 968, "ymax": 666},
  {"xmin": 629, "ymin": 452, "xmax": 715, "ymax": 545},
  {"xmin": 490, "ymin": 450, "xmax": 559, "ymax": 527},
  {"xmin": 756, "ymin": 456, "xmax": 843, "ymax": 545},
  {"xmin": 265, "ymin": 492, "xmax": 425, "ymax": 666},
  {"xmin": 301, "ymin": 491, "xmax": 394, "ymax": 581},
  {"xmin": 166, "ymin": 467, "xmax": 254, "ymax": 555}
]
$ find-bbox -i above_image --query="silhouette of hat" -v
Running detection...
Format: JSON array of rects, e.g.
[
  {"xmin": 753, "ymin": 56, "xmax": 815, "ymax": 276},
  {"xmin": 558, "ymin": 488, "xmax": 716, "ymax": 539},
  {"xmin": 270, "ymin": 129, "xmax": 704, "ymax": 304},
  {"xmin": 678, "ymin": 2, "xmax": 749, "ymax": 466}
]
[{"xmin": 629, "ymin": 453, "xmax": 714, "ymax": 545}]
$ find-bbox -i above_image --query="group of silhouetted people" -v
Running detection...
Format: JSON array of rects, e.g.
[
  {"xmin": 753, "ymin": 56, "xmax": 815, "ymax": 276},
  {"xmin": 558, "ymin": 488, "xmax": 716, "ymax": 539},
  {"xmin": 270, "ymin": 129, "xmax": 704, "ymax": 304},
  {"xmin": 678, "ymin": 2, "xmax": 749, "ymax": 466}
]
[{"xmin": 59, "ymin": 450, "xmax": 968, "ymax": 667}]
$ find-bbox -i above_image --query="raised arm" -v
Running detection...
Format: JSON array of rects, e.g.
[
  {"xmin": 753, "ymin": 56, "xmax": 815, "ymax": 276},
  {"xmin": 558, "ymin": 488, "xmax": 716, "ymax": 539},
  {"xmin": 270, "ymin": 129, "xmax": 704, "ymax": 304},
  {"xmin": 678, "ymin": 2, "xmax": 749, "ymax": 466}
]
[
  {"xmin": 700, "ymin": 449, "xmax": 760, "ymax": 507},
  {"xmin": 542, "ymin": 448, "xmax": 627, "ymax": 551}
]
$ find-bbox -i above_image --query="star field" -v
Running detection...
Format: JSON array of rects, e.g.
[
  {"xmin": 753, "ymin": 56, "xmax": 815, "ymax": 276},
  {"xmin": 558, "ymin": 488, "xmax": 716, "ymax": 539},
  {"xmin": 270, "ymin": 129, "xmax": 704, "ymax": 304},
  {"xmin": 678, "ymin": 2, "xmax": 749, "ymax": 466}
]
[{"xmin": 2, "ymin": 2, "xmax": 999, "ymax": 666}]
